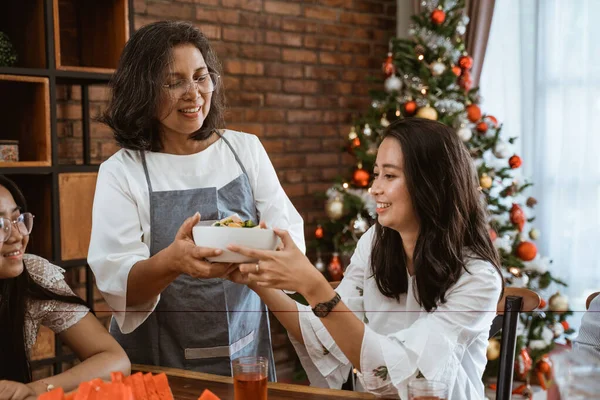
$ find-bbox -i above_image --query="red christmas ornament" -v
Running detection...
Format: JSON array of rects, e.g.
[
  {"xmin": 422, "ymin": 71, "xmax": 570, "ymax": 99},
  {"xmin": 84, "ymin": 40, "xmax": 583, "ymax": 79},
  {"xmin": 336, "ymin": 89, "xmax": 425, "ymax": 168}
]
[
  {"xmin": 328, "ymin": 252, "xmax": 344, "ymax": 281},
  {"xmin": 451, "ymin": 65, "xmax": 462, "ymax": 76},
  {"xmin": 509, "ymin": 155, "xmax": 522, "ymax": 169},
  {"xmin": 476, "ymin": 121, "xmax": 488, "ymax": 133},
  {"xmin": 466, "ymin": 104, "xmax": 482, "ymax": 122},
  {"xmin": 382, "ymin": 52, "xmax": 395, "ymax": 77},
  {"xmin": 510, "ymin": 203, "xmax": 526, "ymax": 232},
  {"xmin": 459, "ymin": 73, "xmax": 473, "ymax": 91},
  {"xmin": 431, "ymin": 9, "xmax": 446, "ymax": 25},
  {"xmin": 539, "ymin": 298, "xmax": 547, "ymax": 309},
  {"xmin": 404, "ymin": 100, "xmax": 417, "ymax": 114},
  {"xmin": 486, "ymin": 115, "xmax": 499, "ymax": 128},
  {"xmin": 459, "ymin": 55, "xmax": 473, "ymax": 70},
  {"xmin": 351, "ymin": 137, "xmax": 361, "ymax": 148},
  {"xmin": 315, "ymin": 225, "xmax": 324, "ymax": 239},
  {"xmin": 489, "ymin": 229, "xmax": 497, "ymax": 241},
  {"xmin": 561, "ymin": 320, "xmax": 570, "ymax": 330},
  {"xmin": 353, "ymin": 168, "xmax": 370, "ymax": 188},
  {"xmin": 517, "ymin": 241, "xmax": 537, "ymax": 261},
  {"xmin": 514, "ymin": 348, "xmax": 533, "ymax": 381}
]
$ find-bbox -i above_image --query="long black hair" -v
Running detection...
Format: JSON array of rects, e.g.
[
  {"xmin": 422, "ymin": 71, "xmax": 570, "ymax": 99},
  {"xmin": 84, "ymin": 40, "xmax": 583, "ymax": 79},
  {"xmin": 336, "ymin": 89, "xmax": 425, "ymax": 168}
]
[
  {"xmin": 99, "ymin": 20, "xmax": 226, "ymax": 151},
  {"xmin": 371, "ymin": 118, "xmax": 503, "ymax": 312},
  {"xmin": 0, "ymin": 175, "xmax": 89, "ymax": 383}
]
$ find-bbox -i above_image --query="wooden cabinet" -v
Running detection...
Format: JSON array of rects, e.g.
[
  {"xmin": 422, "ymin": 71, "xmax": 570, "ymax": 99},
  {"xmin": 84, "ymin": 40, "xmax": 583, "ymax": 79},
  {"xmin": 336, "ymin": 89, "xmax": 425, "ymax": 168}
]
[{"xmin": 0, "ymin": 0, "xmax": 132, "ymax": 373}]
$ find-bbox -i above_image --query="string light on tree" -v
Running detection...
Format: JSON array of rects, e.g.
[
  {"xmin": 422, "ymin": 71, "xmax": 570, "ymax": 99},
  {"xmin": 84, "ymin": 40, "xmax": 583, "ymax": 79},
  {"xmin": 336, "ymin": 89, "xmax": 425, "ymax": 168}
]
[{"xmin": 363, "ymin": 124, "xmax": 372, "ymax": 137}]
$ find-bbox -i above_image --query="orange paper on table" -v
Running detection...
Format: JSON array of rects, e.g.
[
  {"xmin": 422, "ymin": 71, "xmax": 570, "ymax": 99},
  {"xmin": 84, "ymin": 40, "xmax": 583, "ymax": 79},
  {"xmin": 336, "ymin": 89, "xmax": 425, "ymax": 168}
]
[
  {"xmin": 37, "ymin": 371, "xmax": 177, "ymax": 400},
  {"xmin": 197, "ymin": 389, "xmax": 221, "ymax": 400}
]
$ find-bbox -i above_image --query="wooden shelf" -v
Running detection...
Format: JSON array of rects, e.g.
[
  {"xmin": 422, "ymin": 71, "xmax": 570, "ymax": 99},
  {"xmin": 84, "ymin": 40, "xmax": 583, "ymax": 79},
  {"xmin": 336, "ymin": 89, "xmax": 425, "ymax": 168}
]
[
  {"xmin": 59, "ymin": 173, "xmax": 98, "ymax": 261},
  {"xmin": 0, "ymin": 75, "xmax": 51, "ymax": 166},
  {"xmin": 9, "ymin": 174, "xmax": 53, "ymax": 260},
  {"xmin": 0, "ymin": 0, "xmax": 47, "ymax": 69},
  {"xmin": 53, "ymin": 0, "xmax": 129, "ymax": 73}
]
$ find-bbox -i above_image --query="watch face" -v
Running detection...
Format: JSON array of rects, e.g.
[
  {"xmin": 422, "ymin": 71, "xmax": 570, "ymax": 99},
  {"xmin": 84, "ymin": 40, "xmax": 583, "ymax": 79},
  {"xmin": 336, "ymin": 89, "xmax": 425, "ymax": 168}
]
[{"xmin": 314, "ymin": 304, "xmax": 329, "ymax": 317}]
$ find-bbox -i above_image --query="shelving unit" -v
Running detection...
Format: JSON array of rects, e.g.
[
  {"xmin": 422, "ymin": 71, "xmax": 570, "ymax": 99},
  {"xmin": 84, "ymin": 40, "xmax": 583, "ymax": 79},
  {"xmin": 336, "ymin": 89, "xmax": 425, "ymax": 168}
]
[{"xmin": 0, "ymin": 0, "xmax": 134, "ymax": 375}]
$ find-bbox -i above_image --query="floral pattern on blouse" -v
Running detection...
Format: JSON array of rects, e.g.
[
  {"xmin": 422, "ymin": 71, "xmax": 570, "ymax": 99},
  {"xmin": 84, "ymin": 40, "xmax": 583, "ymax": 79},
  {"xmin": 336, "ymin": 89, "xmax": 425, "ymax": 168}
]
[{"xmin": 23, "ymin": 254, "xmax": 89, "ymax": 354}]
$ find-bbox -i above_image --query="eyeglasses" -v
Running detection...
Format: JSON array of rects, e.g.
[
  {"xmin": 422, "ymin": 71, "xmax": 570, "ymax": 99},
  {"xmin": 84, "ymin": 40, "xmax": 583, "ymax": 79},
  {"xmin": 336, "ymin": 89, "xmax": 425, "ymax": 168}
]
[
  {"xmin": 0, "ymin": 212, "xmax": 34, "ymax": 243},
  {"xmin": 162, "ymin": 72, "xmax": 220, "ymax": 97}
]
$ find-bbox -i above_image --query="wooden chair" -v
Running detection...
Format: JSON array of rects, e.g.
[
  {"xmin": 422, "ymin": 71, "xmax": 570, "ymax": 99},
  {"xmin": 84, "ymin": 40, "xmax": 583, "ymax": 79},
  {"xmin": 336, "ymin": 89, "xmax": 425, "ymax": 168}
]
[
  {"xmin": 490, "ymin": 287, "xmax": 541, "ymax": 400},
  {"xmin": 586, "ymin": 291, "xmax": 599, "ymax": 310}
]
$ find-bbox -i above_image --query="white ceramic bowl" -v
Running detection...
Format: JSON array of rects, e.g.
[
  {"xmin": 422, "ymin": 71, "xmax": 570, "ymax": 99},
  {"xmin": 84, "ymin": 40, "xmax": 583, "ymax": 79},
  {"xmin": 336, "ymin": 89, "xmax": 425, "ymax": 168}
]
[{"xmin": 192, "ymin": 226, "xmax": 279, "ymax": 263}]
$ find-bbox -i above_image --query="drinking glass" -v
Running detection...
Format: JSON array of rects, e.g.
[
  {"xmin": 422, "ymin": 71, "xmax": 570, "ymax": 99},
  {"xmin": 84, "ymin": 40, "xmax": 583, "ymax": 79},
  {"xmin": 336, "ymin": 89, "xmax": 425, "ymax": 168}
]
[
  {"xmin": 233, "ymin": 356, "xmax": 268, "ymax": 400},
  {"xmin": 408, "ymin": 379, "xmax": 448, "ymax": 400}
]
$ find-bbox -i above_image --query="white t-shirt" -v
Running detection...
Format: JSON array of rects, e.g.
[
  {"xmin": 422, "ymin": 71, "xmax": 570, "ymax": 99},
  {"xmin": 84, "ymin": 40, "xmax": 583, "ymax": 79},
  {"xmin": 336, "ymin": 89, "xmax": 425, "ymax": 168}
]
[
  {"xmin": 88, "ymin": 130, "xmax": 305, "ymax": 334},
  {"xmin": 290, "ymin": 227, "xmax": 502, "ymax": 400}
]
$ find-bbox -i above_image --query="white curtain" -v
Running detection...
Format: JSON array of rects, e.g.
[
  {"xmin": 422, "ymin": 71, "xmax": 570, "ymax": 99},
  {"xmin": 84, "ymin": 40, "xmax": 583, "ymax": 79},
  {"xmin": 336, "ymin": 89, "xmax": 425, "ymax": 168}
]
[{"xmin": 480, "ymin": 0, "xmax": 600, "ymax": 331}]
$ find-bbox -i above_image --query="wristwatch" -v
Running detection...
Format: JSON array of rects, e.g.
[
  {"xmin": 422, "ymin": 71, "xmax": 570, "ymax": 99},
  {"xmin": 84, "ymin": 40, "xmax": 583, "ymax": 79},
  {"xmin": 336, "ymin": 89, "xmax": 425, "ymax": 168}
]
[{"xmin": 312, "ymin": 292, "xmax": 341, "ymax": 318}]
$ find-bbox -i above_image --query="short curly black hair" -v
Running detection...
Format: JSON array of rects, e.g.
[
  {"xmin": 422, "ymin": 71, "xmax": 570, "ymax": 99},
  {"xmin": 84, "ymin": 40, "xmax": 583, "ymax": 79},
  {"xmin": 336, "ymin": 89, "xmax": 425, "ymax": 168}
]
[{"xmin": 99, "ymin": 21, "xmax": 225, "ymax": 151}]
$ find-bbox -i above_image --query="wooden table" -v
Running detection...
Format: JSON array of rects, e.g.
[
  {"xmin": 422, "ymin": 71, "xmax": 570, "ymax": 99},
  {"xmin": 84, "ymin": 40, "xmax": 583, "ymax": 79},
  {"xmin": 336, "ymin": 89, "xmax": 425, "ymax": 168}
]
[{"xmin": 134, "ymin": 364, "xmax": 377, "ymax": 400}]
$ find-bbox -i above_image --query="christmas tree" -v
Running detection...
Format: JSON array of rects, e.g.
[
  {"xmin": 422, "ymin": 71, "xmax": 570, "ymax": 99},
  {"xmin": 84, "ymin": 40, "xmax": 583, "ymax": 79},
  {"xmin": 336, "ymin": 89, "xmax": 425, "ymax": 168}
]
[{"xmin": 313, "ymin": 0, "xmax": 573, "ymax": 387}]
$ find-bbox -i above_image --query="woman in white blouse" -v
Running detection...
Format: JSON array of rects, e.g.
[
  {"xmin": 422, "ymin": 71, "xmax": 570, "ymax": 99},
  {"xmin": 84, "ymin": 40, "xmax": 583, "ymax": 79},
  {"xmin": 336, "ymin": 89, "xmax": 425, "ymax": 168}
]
[
  {"xmin": 88, "ymin": 21, "xmax": 304, "ymax": 377},
  {"xmin": 0, "ymin": 175, "xmax": 130, "ymax": 399},
  {"xmin": 228, "ymin": 117, "xmax": 504, "ymax": 399}
]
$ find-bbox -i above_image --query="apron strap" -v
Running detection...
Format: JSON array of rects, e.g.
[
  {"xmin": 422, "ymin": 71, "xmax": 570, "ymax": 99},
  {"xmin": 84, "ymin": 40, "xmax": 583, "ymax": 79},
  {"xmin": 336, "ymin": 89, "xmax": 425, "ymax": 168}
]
[
  {"xmin": 140, "ymin": 150, "xmax": 154, "ymax": 194},
  {"xmin": 215, "ymin": 130, "xmax": 250, "ymax": 178},
  {"xmin": 140, "ymin": 151, "xmax": 156, "ymax": 233}
]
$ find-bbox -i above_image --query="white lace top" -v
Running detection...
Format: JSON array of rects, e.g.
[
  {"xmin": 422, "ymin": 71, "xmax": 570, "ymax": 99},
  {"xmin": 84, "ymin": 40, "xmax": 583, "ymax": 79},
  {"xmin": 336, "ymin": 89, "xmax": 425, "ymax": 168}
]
[{"xmin": 23, "ymin": 254, "xmax": 89, "ymax": 353}]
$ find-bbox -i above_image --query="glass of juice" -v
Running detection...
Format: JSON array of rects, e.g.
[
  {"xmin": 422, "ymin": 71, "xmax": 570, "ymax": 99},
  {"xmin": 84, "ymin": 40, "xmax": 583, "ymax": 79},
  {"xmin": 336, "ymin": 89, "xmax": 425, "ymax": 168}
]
[
  {"xmin": 233, "ymin": 356, "xmax": 268, "ymax": 400},
  {"xmin": 408, "ymin": 379, "xmax": 448, "ymax": 400}
]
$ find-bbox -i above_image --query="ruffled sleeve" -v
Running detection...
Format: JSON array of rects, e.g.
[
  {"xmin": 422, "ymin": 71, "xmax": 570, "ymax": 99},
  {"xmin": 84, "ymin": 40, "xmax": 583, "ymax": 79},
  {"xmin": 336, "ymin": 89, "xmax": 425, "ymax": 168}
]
[
  {"xmin": 287, "ymin": 228, "xmax": 373, "ymax": 389},
  {"xmin": 25, "ymin": 255, "xmax": 89, "ymax": 350},
  {"xmin": 356, "ymin": 259, "xmax": 502, "ymax": 399}
]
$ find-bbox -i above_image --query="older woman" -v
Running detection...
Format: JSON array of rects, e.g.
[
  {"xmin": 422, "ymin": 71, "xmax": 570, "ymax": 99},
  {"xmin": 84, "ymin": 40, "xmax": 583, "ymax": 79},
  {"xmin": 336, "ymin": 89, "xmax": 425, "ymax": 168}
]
[{"xmin": 88, "ymin": 21, "xmax": 304, "ymax": 378}]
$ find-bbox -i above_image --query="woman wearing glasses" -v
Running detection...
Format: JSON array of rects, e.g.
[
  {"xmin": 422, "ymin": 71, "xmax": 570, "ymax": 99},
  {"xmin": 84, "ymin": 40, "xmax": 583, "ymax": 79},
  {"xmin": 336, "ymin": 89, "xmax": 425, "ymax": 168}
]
[
  {"xmin": 87, "ymin": 21, "xmax": 304, "ymax": 377},
  {"xmin": 0, "ymin": 175, "xmax": 130, "ymax": 399}
]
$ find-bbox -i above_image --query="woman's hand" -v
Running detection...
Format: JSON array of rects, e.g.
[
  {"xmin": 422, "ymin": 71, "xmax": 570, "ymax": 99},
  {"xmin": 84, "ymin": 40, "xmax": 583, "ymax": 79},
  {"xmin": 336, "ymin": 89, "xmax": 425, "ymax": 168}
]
[
  {"xmin": 0, "ymin": 380, "xmax": 36, "ymax": 400},
  {"xmin": 166, "ymin": 213, "xmax": 238, "ymax": 279},
  {"xmin": 227, "ymin": 228, "xmax": 326, "ymax": 295}
]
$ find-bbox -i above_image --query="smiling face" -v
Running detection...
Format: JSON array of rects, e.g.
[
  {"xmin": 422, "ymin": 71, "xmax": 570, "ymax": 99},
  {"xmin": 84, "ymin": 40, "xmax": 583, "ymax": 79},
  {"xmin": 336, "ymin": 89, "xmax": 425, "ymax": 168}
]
[
  {"xmin": 0, "ymin": 185, "xmax": 28, "ymax": 279},
  {"xmin": 157, "ymin": 43, "xmax": 213, "ymax": 140},
  {"xmin": 371, "ymin": 137, "xmax": 420, "ymax": 234}
]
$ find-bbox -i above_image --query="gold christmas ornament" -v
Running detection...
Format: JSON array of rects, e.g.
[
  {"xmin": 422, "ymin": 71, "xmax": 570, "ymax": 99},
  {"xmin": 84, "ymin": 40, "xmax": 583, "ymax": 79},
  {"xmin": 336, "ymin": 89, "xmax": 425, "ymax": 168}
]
[
  {"xmin": 529, "ymin": 228, "xmax": 540, "ymax": 240},
  {"xmin": 348, "ymin": 126, "xmax": 358, "ymax": 140},
  {"xmin": 325, "ymin": 197, "xmax": 344, "ymax": 220},
  {"xmin": 486, "ymin": 338, "xmax": 501, "ymax": 360},
  {"xmin": 479, "ymin": 173, "xmax": 493, "ymax": 189},
  {"xmin": 548, "ymin": 292, "xmax": 569, "ymax": 313},
  {"xmin": 457, "ymin": 126, "xmax": 472, "ymax": 142},
  {"xmin": 380, "ymin": 115, "xmax": 390, "ymax": 127},
  {"xmin": 415, "ymin": 105, "xmax": 438, "ymax": 120}
]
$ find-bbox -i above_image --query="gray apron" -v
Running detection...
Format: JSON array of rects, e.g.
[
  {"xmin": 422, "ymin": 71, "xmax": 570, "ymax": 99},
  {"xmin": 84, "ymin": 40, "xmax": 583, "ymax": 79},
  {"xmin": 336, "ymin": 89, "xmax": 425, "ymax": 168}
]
[{"xmin": 109, "ymin": 132, "xmax": 276, "ymax": 380}]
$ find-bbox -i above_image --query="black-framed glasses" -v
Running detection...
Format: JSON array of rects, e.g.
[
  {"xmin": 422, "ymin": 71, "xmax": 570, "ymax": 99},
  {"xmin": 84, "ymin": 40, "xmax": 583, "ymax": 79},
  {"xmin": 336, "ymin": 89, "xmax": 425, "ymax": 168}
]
[
  {"xmin": 0, "ymin": 212, "xmax": 34, "ymax": 243},
  {"xmin": 162, "ymin": 72, "xmax": 220, "ymax": 97}
]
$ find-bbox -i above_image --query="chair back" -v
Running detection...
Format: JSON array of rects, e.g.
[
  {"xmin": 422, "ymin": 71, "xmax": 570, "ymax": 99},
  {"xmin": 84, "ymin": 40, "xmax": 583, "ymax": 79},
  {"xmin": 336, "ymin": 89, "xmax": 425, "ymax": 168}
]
[
  {"xmin": 586, "ymin": 291, "xmax": 599, "ymax": 310},
  {"xmin": 492, "ymin": 288, "xmax": 540, "ymax": 400}
]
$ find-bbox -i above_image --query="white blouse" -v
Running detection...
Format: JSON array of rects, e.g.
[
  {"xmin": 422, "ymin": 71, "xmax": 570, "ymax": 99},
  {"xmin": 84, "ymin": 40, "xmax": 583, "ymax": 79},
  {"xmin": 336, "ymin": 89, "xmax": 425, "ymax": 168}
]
[
  {"xmin": 88, "ymin": 130, "xmax": 305, "ymax": 334},
  {"xmin": 290, "ymin": 227, "xmax": 502, "ymax": 399},
  {"xmin": 23, "ymin": 255, "xmax": 89, "ymax": 353}
]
